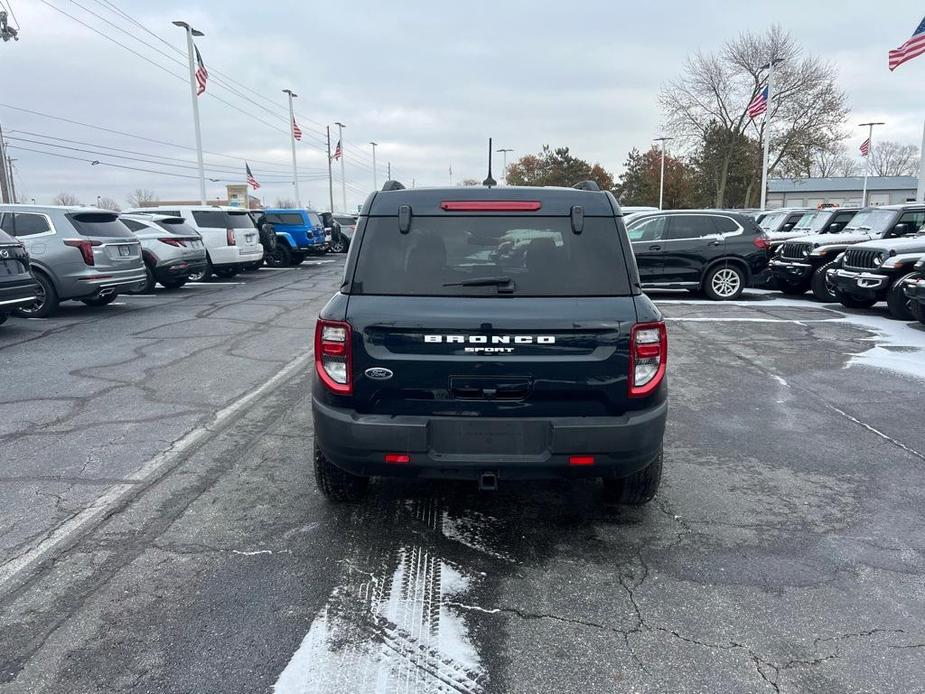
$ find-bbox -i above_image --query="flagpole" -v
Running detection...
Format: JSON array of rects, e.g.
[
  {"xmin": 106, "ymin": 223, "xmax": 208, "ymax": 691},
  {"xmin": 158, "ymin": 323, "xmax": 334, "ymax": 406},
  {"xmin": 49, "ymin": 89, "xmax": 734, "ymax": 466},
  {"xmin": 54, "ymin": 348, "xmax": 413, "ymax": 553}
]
[
  {"xmin": 759, "ymin": 57, "xmax": 781, "ymax": 210},
  {"xmin": 283, "ymin": 89, "xmax": 301, "ymax": 208},
  {"xmin": 335, "ymin": 122, "xmax": 347, "ymax": 212},
  {"xmin": 174, "ymin": 21, "xmax": 206, "ymax": 205},
  {"xmin": 918, "ymin": 121, "xmax": 925, "ymax": 202},
  {"xmin": 859, "ymin": 122, "xmax": 884, "ymax": 207},
  {"xmin": 326, "ymin": 126, "xmax": 335, "ymax": 214},
  {"xmin": 370, "ymin": 142, "xmax": 378, "ymax": 190}
]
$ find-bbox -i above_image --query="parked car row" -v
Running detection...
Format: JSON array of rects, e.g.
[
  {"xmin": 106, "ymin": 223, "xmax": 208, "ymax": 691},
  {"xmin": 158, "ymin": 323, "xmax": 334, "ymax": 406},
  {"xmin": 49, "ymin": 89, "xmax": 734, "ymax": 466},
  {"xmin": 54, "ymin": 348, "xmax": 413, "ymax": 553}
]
[{"xmin": 0, "ymin": 203, "xmax": 356, "ymax": 322}]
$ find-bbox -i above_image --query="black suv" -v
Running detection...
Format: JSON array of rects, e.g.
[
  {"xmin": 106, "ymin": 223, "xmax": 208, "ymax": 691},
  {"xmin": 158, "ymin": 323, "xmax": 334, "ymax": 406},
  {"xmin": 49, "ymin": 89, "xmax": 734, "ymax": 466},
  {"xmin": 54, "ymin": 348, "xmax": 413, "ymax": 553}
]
[
  {"xmin": 769, "ymin": 205, "xmax": 925, "ymax": 302},
  {"xmin": 0, "ymin": 229, "xmax": 38, "ymax": 326},
  {"xmin": 903, "ymin": 257, "xmax": 925, "ymax": 324},
  {"xmin": 625, "ymin": 210, "xmax": 771, "ymax": 300},
  {"xmin": 311, "ymin": 182, "xmax": 667, "ymax": 504}
]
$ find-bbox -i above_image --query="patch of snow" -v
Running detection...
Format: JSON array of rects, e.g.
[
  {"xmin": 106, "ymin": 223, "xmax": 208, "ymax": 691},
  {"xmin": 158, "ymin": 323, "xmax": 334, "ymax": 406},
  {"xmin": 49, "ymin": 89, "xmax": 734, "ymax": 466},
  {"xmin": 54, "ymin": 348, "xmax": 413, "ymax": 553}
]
[
  {"xmin": 834, "ymin": 312, "xmax": 925, "ymax": 383},
  {"xmin": 772, "ymin": 375, "xmax": 789, "ymax": 387}
]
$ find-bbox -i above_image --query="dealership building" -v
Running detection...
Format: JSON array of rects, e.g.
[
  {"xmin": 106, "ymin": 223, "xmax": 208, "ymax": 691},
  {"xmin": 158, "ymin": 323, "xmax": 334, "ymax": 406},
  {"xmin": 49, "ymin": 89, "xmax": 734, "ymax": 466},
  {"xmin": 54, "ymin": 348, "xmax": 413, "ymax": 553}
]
[{"xmin": 767, "ymin": 176, "xmax": 917, "ymax": 208}]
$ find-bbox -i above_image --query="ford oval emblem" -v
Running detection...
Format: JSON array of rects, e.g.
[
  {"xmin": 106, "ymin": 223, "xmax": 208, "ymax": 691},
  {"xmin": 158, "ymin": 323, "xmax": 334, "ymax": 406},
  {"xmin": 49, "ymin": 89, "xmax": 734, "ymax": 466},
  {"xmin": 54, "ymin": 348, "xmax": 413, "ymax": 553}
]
[{"xmin": 365, "ymin": 367, "xmax": 394, "ymax": 381}]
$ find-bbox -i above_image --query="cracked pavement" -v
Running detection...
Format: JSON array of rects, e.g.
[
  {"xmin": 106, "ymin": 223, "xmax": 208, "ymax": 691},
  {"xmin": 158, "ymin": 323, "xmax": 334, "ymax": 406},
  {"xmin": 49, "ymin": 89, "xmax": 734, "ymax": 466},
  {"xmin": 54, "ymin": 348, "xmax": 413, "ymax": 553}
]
[{"xmin": 1, "ymin": 272, "xmax": 924, "ymax": 693}]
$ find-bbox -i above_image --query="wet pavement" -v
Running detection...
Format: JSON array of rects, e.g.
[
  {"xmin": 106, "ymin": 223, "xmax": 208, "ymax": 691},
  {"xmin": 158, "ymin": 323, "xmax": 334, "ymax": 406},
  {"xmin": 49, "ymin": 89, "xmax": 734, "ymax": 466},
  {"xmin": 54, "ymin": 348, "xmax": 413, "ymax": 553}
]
[{"xmin": 1, "ymin": 268, "xmax": 924, "ymax": 693}]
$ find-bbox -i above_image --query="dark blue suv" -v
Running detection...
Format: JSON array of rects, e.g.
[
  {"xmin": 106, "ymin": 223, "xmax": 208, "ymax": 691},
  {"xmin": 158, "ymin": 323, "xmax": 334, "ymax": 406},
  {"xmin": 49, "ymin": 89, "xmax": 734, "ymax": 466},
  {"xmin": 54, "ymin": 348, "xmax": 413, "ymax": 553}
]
[
  {"xmin": 311, "ymin": 182, "xmax": 668, "ymax": 504},
  {"xmin": 262, "ymin": 208, "xmax": 326, "ymax": 266}
]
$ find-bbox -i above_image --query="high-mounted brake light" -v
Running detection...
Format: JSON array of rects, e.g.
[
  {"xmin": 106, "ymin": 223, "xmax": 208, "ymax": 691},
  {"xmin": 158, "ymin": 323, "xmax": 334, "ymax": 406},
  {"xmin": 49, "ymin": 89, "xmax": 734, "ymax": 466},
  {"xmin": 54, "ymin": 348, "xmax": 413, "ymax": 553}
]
[
  {"xmin": 63, "ymin": 238, "xmax": 101, "ymax": 266},
  {"xmin": 440, "ymin": 201, "xmax": 542, "ymax": 212},
  {"xmin": 314, "ymin": 319, "xmax": 352, "ymax": 394},
  {"xmin": 629, "ymin": 322, "xmax": 667, "ymax": 398},
  {"xmin": 226, "ymin": 227, "xmax": 236, "ymax": 246}
]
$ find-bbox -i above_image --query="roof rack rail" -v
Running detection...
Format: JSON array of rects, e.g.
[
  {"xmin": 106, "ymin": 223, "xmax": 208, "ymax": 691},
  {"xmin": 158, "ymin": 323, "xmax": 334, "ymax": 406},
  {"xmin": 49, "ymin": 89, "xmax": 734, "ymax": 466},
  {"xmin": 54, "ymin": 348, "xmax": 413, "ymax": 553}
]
[
  {"xmin": 381, "ymin": 180, "xmax": 406, "ymax": 191},
  {"xmin": 573, "ymin": 180, "xmax": 601, "ymax": 192}
]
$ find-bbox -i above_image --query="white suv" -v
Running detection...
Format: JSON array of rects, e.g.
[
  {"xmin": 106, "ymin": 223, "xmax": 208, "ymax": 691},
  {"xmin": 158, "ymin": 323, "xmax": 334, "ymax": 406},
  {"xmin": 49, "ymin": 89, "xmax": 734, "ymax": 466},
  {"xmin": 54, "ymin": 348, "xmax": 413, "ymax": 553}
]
[{"xmin": 124, "ymin": 205, "xmax": 263, "ymax": 279}]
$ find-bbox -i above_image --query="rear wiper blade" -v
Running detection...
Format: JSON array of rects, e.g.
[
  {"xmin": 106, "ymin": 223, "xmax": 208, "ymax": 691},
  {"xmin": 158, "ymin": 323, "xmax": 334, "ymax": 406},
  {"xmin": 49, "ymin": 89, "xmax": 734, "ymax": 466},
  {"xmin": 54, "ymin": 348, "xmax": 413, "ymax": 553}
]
[{"xmin": 443, "ymin": 276, "xmax": 515, "ymax": 292}]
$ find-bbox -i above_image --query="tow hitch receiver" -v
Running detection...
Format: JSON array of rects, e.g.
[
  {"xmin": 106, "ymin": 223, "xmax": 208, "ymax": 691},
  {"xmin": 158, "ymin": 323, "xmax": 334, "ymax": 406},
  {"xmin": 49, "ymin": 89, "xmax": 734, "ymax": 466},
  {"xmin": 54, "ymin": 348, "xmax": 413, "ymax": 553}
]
[{"xmin": 479, "ymin": 472, "xmax": 499, "ymax": 491}]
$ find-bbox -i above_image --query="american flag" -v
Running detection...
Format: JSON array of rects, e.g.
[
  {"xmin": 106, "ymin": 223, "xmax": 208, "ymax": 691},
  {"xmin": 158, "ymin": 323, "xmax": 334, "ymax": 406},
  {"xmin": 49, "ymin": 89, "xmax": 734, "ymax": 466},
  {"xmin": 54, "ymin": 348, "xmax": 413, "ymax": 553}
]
[
  {"xmin": 245, "ymin": 163, "xmax": 260, "ymax": 190},
  {"xmin": 194, "ymin": 44, "xmax": 208, "ymax": 96},
  {"xmin": 860, "ymin": 138, "xmax": 871, "ymax": 156},
  {"xmin": 746, "ymin": 86, "xmax": 769, "ymax": 120},
  {"xmin": 889, "ymin": 15, "xmax": 925, "ymax": 71},
  {"xmin": 292, "ymin": 117, "xmax": 302, "ymax": 141},
  {"xmin": 333, "ymin": 139, "xmax": 343, "ymax": 160}
]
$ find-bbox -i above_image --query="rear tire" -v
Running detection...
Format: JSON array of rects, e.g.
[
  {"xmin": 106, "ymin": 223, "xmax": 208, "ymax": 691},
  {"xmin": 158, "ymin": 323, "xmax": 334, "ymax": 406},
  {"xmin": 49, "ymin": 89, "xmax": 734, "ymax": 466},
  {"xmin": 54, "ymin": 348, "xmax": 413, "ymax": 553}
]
[
  {"xmin": 886, "ymin": 273, "xmax": 917, "ymax": 320},
  {"xmin": 603, "ymin": 447, "xmax": 663, "ymax": 506},
  {"xmin": 811, "ymin": 260, "xmax": 839, "ymax": 302},
  {"xmin": 835, "ymin": 290, "xmax": 877, "ymax": 310},
  {"xmin": 289, "ymin": 253, "xmax": 305, "ymax": 266},
  {"xmin": 330, "ymin": 235, "xmax": 348, "ymax": 254},
  {"xmin": 702, "ymin": 264, "xmax": 745, "ymax": 301},
  {"xmin": 81, "ymin": 293, "xmax": 118, "ymax": 307},
  {"xmin": 910, "ymin": 300, "xmax": 925, "ymax": 325},
  {"xmin": 135, "ymin": 262, "xmax": 156, "ymax": 294},
  {"xmin": 214, "ymin": 267, "xmax": 238, "ymax": 279},
  {"xmin": 188, "ymin": 257, "xmax": 212, "ymax": 282},
  {"xmin": 779, "ymin": 280, "xmax": 809, "ymax": 296},
  {"xmin": 266, "ymin": 244, "xmax": 292, "ymax": 268},
  {"xmin": 13, "ymin": 272, "xmax": 58, "ymax": 319},
  {"xmin": 313, "ymin": 444, "xmax": 369, "ymax": 502}
]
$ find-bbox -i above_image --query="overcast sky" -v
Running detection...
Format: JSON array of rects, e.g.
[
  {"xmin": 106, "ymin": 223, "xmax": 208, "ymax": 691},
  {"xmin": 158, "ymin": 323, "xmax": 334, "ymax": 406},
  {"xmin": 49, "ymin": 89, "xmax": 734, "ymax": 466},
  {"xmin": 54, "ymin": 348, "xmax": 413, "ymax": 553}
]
[{"xmin": 4, "ymin": 1, "xmax": 925, "ymax": 211}]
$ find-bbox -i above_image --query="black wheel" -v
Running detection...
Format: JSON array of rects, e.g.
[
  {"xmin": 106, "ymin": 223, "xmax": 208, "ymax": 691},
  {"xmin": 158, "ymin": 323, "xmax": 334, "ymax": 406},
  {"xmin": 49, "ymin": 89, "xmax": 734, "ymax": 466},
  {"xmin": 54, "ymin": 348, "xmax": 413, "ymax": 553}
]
[
  {"xmin": 214, "ymin": 267, "xmax": 238, "ymax": 279},
  {"xmin": 0, "ymin": 313, "xmax": 7, "ymax": 326},
  {"xmin": 330, "ymin": 235, "xmax": 348, "ymax": 254},
  {"xmin": 13, "ymin": 272, "xmax": 59, "ymax": 319},
  {"xmin": 811, "ymin": 260, "xmax": 839, "ymax": 302},
  {"xmin": 160, "ymin": 278, "xmax": 186, "ymax": 290},
  {"xmin": 266, "ymin": 244, "xmax": 292, "ymax": 268},
  {"xmin": 313, "ymin": 444, "xmax": 368, "ymax": 502},
  {"xmin": 603, "ymin": 447, "xmax": 663, "ymax": 506},
  {"xmin": 910, "ymin": 300, "xmax": 925, "ymax": 325},
  {"xmin": 835, "ymin": 289, "xmax": 877, "ymax": 310},
  {"xmin": 289, "ymin": 253, "xmax": 305, "ymax": 266},
  {"xmin": 779, "ymin": 280, "xmax": 809, "ymax": 296},
  {"xmin": 886, "ymin": 273, "xmax": 918, "ymax": 320},
  {"xmin": 188, "ymin": 257, "xmax": 212, "ymax": 282},
  {"xmin": 134, "ymin": 262, "xmax": 156, "ymax": 294},
  {"xmin": 81, "ymin": 293, "xmax": 118, "ymax": 307},
  {"xmin": 702, "ymin": 264, "xmax": 745, "ymax": 301}
]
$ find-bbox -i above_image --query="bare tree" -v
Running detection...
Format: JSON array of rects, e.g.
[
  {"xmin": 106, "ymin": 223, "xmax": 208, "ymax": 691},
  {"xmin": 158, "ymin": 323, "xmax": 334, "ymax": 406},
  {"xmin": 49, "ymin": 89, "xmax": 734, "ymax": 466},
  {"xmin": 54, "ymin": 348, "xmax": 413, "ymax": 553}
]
[
  {"xmin": 780, "ymin": 142, "xmax": 859, "ymax": 178},
  {"xmin": 127, "ymin": 188, "xmax": 158, "ymax": 208},
  {"xmin": 660, "ymin": 25, "xmax": 848, "ymax": 207},
  {"xmin": 96, "ymin": 197, "xmax": 121, "ymax": 211},
  {"xmin": 868, "ymin": 140, "xmax": 919, "ymax": 177},
  {"xmin": 274, "ymin": 198, "xmax": 296, "ymax": 208},
  {"xmin": 53, "ymin": 192, "xmax": 80, "ymax": 206}
]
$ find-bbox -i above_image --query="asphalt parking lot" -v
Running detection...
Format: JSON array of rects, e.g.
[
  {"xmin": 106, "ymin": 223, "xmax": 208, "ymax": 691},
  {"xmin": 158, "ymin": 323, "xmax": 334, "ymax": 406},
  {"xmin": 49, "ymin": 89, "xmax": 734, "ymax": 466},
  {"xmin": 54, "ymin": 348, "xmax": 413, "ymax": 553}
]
[{"xmin": 1, "ymin": 260, "xmax": 924, "ymax": 694}]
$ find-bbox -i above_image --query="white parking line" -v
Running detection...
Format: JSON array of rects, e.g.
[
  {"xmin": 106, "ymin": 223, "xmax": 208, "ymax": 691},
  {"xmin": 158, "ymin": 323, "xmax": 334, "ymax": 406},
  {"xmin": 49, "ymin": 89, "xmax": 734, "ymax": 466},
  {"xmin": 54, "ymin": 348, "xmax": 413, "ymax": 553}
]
[
  {"xmin": 0, "ymin": 351, "xmax": 312, "ymax": 596},
  {"xmin": 185, "ymin": 282, "xmax": 244, "ymax": 287}
]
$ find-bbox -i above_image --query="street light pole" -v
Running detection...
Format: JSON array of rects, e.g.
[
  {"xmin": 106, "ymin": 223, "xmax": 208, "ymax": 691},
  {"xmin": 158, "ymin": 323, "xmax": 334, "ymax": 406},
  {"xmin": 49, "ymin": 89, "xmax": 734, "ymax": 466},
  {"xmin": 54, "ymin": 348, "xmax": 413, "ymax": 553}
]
[
  {"xmin": 496, "ymin": 148, "xmax": 514, "ymax": 185},
  {"xmin": 283, "ymin": 89, "xmax": 301, "ymax": 207},
  {"xmin": 173, "ymin": 21, "xmax": 207, "ymax": 205},
  {"xmin": 335, "ymin": 121, "xmax": 346, "ymax": 212},
  {"xmin": 369, "ymin": 142, "xmax": 378, "ymax": 190},
  {"xmin": 859, "ymin": 121, "xmax": 885, "ymax": 207},
  {"xmin": 759, "ymin": 57, "xmax": 784, "ymax": 211},
  {"xmin": 653, "ymin": 136, "xmax": 674, "ymax": 210}
]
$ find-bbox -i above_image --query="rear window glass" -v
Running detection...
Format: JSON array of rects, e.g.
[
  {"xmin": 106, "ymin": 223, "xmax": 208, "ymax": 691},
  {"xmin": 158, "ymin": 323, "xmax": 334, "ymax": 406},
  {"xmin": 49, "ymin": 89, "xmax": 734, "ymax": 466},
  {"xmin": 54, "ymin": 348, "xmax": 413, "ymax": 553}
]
[
  {"xmin": 711, "ymin": 216, "xmax": 741, "ymax": 234},
  {"xmin": 121, "ymin": 219, "xmax": 147, "ymax": 232},
  {"xmin": 67, "ymin": 213, "xmax": 134, "ymax": 238},
  {"xmin": 351, "ymin": 216, "xmax": 631, "ymax": 297},
  {"xmin": 308, "ymin": 213, "xmax": 322, "ymax": 227},
  {"xmin": 191, "ymin": 211, "xmax": 256, "ymax": 229},
  {"xmin": 334, "ymin": 215, "xmax": 356, "ymax": 226},
  {"xmin": 156, "ymin": 219, "xmax": 199, "ymax": 236},
  {"xmin": 265, "ymin": 213, "xmax": 306, "ymax": 226}
]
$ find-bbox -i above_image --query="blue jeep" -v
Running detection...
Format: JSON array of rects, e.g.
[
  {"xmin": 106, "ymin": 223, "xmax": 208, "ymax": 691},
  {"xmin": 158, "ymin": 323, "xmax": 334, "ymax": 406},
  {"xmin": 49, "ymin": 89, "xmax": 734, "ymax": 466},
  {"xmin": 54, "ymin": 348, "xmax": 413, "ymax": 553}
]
[{"xmin": 262, "ymin": 209, "xmax": 327, "ymax": 267}]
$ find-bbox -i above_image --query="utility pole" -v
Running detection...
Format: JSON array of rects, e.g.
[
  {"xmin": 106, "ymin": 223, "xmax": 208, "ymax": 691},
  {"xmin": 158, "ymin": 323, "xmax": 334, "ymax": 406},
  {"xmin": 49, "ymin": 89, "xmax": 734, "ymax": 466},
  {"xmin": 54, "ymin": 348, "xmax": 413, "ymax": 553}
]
[
  {"xmin": 7, "ymin": 156, "xmax": 17, "ymax": 203},
  {"xmin": 918, "ymin": 121, "xmax": 925, "ymax": 202},
  {"xmin": 653, "ymin": 136, "xmax": 674, "ymax": 210},
  {"xmin": 0, "ymin": 122, "xmax": 10, "ymax": 204},
  {"xmin": 387, "ymin": 162, "xmax": 391, "ymax": 180},
  {"xmin": 369, "ymin": 142, "xmax": 378, "ymax": 190},
  {"xmin": 173, "ymin": 21, "xmax": 207, "ymax": 205},
  {"xmin": 335, "ymin": 121, "xmax": 346, "ymax": 212},
  {"xmin": 283, "ymin": 89, "xmax": 301, "ymax": 207},
  {"xmin": 496, "ymin": 148, "xmax": 514, "ymax": 185},
  {"xmin": 326, "ymin": 126, "xmax": 335, "ymax": 213},
  {"xmin": 759, "ymin": 57, "xmax": 784, "ymax": 210},
  {"xmin": 859, "ymin": 121, "xmax": 885, "ymax": 207}
]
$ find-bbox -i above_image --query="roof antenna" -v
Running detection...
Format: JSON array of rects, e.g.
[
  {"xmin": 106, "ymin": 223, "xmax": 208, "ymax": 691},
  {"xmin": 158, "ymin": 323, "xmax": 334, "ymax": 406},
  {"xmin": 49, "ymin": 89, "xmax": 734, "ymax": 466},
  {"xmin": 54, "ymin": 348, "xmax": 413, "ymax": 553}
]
[{"xmin": 482, "ymin": 138, "xmax": 496, "ymax": 188}]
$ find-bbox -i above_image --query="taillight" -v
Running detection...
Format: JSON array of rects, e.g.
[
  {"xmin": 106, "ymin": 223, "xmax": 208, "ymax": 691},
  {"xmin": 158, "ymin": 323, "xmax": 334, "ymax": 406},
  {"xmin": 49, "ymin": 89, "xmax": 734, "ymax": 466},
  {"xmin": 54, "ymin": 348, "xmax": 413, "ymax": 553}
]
[
  {"xmin": 158, "ymin": 237, "xmax": 186, "ymax": 247},
  {"xmin": 629, "ymin": 322, "xmax": 667, "ymax": 398},
  {"xmin": 226, "ymin": 228, "xmax": 236, "ymax": 246},
  {"xmin": 753, "ymin": 234, "xmax": 771, "ymax": 250},
  {"xmin": 63, "ymin": 238, "xmax": 102, "ymax": 266},
  {"xmin": 314, "ymin": 319, "xmax": 352, "ymax": 394}
]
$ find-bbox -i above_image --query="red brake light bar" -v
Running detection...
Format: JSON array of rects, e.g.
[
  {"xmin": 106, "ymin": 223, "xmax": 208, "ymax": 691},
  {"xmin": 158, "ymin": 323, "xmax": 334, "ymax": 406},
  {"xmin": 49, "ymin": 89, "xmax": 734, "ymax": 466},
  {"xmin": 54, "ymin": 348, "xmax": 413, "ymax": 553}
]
[{"xmin": 440, "ymin": 201, "xmax": 542, "ymax": 212}]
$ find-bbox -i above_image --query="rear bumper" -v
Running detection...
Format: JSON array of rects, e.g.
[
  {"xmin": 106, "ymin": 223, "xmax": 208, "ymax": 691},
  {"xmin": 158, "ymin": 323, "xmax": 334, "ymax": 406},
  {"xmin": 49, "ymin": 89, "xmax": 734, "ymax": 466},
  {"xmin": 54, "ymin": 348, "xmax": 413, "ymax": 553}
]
[
  {"xmin": 769, "ymin": 258, "xmax": 813, "ymax": 282},
  {"xmin": 0, "ymin": 279, "xmax": 39, "ymax": 309},
  {"xmin": 155, "ymin": 258, "xmax": 206, "ymax": 280},
  {"xmin": 828, "ymin": 268, "xmax": 889, "ymax": 299},
  {"xmin": 312, "ymin": 397, "xmax": 667, "ymax": 480},
  {"xmin": 70, "ymin": 269, "xmax": 148, "ymax": 297},
  {"xmin": 210, "ymin": 245, "xmax": 264, "ymax": 267}
]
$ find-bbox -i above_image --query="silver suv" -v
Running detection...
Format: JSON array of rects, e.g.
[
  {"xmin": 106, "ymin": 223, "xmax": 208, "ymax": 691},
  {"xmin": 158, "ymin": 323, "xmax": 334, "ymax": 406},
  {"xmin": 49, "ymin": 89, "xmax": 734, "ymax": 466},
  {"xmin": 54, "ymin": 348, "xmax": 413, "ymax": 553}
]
[
  {"xmin": 120, "ymin": 213, "xmax": 207, "ymax": 292},
  {"xmin": 0, "ymin": 205, "xmax": 146, "ymax": 318}
]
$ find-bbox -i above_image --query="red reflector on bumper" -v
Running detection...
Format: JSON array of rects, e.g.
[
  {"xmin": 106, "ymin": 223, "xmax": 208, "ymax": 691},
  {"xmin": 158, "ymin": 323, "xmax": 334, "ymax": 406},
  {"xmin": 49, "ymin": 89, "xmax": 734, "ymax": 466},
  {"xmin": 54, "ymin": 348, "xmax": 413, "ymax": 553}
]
[
  {"xmin": 385, "ymin": 454, "xmax": 410, "ymax": 464},
  {"xmin": 569, "ymin": 455, "xmax": 595, "ymax": 466}
]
